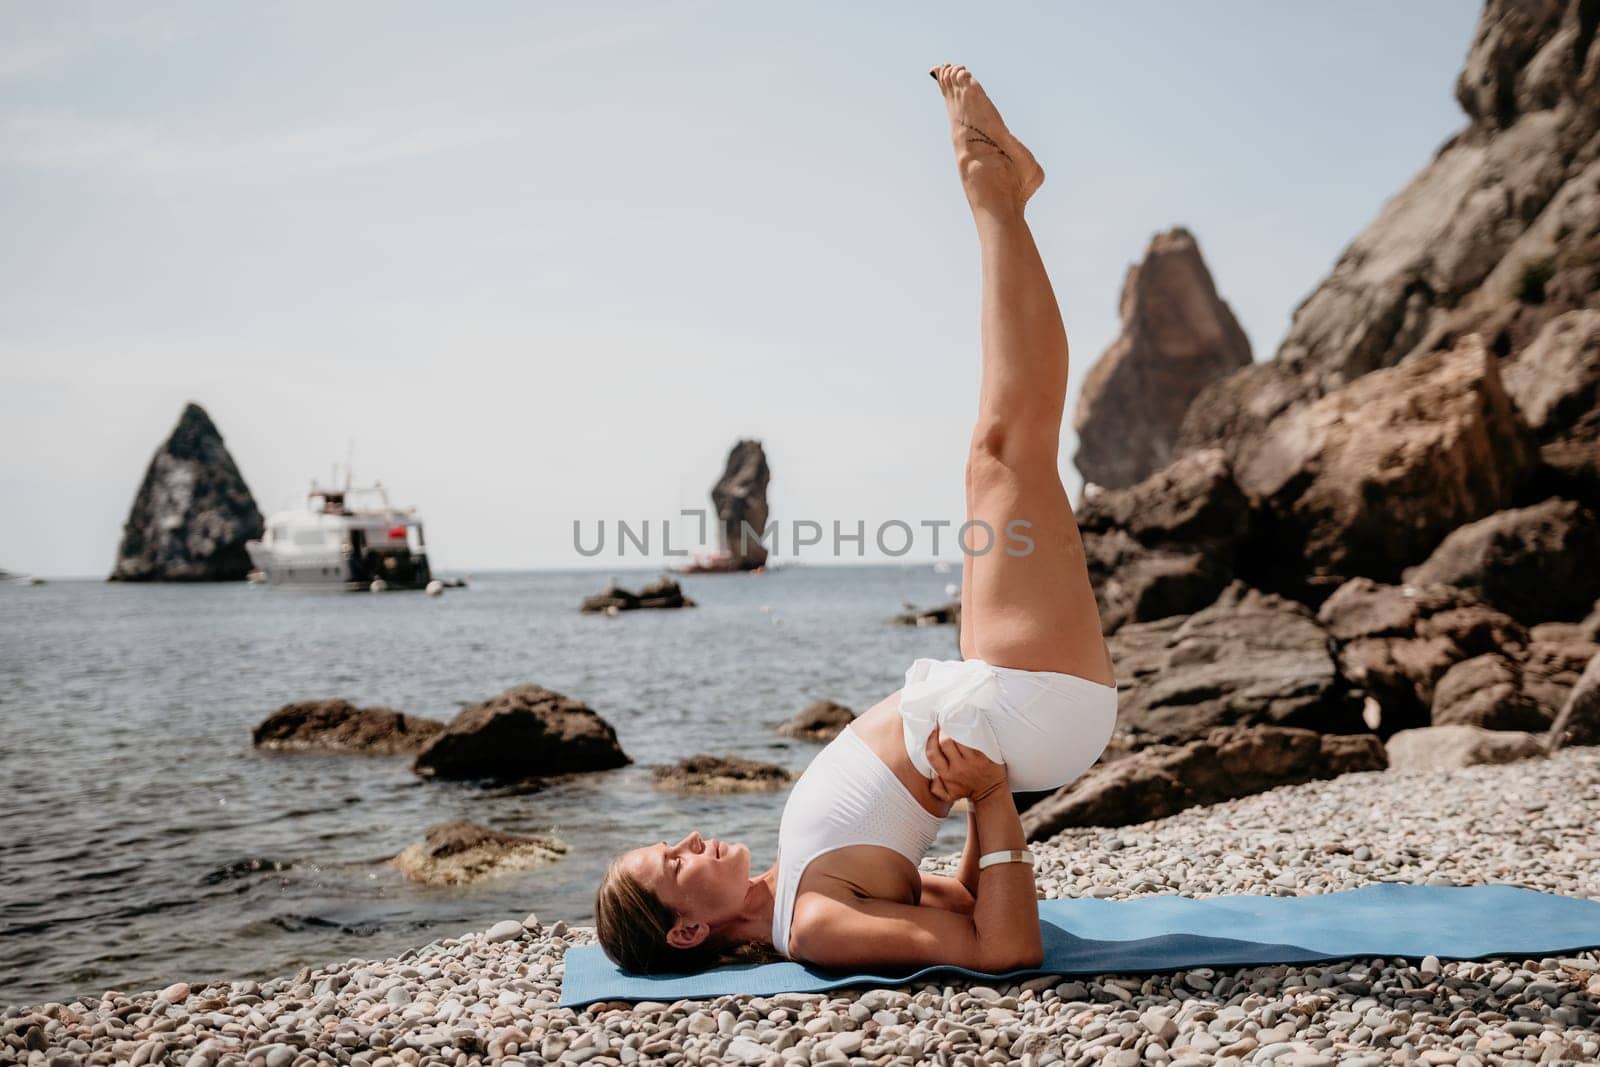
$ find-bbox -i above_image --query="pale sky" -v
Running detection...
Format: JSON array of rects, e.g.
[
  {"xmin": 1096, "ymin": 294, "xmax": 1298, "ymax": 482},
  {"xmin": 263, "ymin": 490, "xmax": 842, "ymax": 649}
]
[{"xmin": 0, "ymin": 2, "xmax": 1480, "ymax": 576}]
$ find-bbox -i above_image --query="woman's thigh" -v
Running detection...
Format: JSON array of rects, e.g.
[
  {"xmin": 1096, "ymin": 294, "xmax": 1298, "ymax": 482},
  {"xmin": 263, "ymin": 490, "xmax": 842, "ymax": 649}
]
[{"xmin": 964, "ymin": 447, "xmax": 1114, "ymax": 685}]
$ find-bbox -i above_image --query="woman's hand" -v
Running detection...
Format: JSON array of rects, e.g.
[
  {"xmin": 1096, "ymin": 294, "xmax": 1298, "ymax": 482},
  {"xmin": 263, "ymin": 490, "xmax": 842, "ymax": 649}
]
[{"xmin": 925, "ymin": 725, "xmax": 1008, "ymax": 805}]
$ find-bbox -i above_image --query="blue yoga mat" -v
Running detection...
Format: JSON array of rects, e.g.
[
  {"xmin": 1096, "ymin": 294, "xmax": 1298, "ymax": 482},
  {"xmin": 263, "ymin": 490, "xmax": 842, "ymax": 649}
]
[{"xmin": 559, "ymin": 883, "xmax": 1600, "ymax": 1008}]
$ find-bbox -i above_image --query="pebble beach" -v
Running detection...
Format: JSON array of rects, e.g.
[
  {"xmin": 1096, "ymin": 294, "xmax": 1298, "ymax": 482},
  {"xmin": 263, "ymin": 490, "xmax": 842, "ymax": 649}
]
[{"xmin": 7, "ymin": 748, "xmax": 1598, "ymax": 1067}]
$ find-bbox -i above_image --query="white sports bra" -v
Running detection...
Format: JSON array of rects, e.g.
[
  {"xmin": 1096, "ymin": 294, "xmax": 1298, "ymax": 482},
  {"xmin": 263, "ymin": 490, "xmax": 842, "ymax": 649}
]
[{"xmin": 770, "ymin": 725, "xmax": 942, "ymax": 957}]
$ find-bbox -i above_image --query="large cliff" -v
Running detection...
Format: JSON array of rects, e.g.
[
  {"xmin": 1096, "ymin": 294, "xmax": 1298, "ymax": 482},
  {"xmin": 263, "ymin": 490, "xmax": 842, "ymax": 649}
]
[
  {"xmin": 110, "ymin": 403, "xmax": 264, "ymax": 582},
  {"xmin": 1179, "ymin": 0, "xmax": 1600, "ymax": 486}
]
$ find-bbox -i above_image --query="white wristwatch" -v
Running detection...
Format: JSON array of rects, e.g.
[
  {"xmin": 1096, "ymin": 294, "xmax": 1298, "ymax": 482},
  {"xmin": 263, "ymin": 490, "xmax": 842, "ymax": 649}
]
[{"xmin": 977, "ymin": 848, "xmax": 1036, "ymax": 870}]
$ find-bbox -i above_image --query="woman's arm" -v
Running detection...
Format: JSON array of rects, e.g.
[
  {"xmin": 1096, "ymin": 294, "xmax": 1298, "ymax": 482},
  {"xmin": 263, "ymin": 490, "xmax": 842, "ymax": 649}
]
[
  {"xmin": 956, "ymin": 803, "xmax": 981, "ymax": 894},
  {"xmin": 793, "ymin": 733, "xmax": 1042, "ymax": 971},
  {"xmin": 919, "ymin": 803, "xmax": 982, "ymax": 912}
]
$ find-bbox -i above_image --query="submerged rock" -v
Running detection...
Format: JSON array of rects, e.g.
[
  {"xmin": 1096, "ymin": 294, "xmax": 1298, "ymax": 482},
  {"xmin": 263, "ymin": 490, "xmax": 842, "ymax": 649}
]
[
  {"xmin": 651, "ymin": 755, "xmax": 794, "ymax": 794},
  {"xmin": 412, "ymin": 685, "xmax": 630, "ymax": 783},
  {"xmin": 391, "ymin": 820, "xmax": 568, "ymax": 885},
  {"xmin": 579, "ymin": 575, "xmax": 696, "ymax": 613},
  {"xmin": 252, "ymin": 700, "xmax": 444, "ymax": 755},
  {"xmin": 110, "ymin": 403, "xmax": 264, "ymax": 582},
  {"xmin": 888, "ymin": 600, "xmax": 960, "ymax": 626},
  {"xmin": 1072, "ymin": 228, "xmax": 1251, "ymax": 491},
  {"xmin": 776, "ymin": 699, "xmax": 855, "ymax": 743},
  {"xmin": 1021, "ymin": 725, "xmax": 1386, "ymax": 839}
]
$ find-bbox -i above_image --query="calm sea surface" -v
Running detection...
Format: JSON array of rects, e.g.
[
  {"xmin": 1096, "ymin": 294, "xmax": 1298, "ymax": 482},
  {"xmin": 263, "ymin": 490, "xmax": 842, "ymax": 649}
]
[{"xmin": 0, "ymin": 564, "xmax": 968, "ymax": 1005}]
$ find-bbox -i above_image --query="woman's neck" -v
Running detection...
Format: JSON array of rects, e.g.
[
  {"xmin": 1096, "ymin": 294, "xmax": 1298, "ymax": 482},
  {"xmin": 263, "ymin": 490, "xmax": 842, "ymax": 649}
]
[{"xmin": 720, "ymin": 863, "xmax": 780, "ymax": 948}]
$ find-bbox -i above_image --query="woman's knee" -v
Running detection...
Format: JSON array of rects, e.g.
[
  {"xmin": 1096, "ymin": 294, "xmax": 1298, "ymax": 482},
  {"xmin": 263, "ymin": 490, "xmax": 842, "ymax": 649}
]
[{"xmin": 967, "ymin": 425, "xmax": 1059, "ymax": 486}]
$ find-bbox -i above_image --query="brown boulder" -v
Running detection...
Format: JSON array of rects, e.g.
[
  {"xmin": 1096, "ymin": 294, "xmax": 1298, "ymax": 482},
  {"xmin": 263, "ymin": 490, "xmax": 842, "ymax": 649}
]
[
  {"xmin": 1020, "ymin": 725, "xmax": 1385, "ymax": 839},
  {"xmin": 1522, "ymin": 633, "xmax": 1600, "ymax": 715},
  {"xmin": 1385, "ymin": 725, "xmax": 1546, "ymax": 770},
  {"xmin": 1430, "ymin": 653, "xmax": 1552, "ymax": 732},
  {"xmin": 412, "ymin": 685, "xmax": 630, "ymax": 783},
  {"xmin": 1547, "ymin": 651, "xmax": 1600, "ymax": 751},
  {"xmin": 1106, "ymin": 580, "xmax": 1364, "ymax": 745},
  {"xmin": 251, "ymin": 699, "xmax": 443, "ymax": 755},
  {"xmin": 1231, "ymin": 337, "xmax": 1535, "ymax": 598},
  {"xmin": 776, "ymin": 700, "xmax": 855, "ymax": 743},
  {"xmin": 1072, "ymin": 228, "xmax": 1251, "ymax": 490},
  {"xmin": 1402, "ymin": 498, "xmax": 1600, "ymax": 625},
  {"xmin": 652, "ymin": 755, "xmax": 794, "ymax": 794},
  {"xmin": 1316, "ymin": 577, "xmax": 1530, "ymax": 735},
  {"xmin": 1078, "ymin": 449, "xmax": 1253, "ymax": 633},
  {"xmin": 392, "ymin": 820, "xmax": 567, "ymax": 886}
]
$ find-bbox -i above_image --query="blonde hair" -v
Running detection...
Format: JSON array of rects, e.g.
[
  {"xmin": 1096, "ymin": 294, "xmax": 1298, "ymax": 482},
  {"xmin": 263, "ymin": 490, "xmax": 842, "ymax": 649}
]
[{"xmin": 593, "ymin": 854, "xmax": 782, "ymax": 974}]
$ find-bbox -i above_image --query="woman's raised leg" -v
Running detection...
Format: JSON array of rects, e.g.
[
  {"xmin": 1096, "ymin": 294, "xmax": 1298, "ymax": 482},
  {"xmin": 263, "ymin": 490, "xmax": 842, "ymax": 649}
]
[{"xmin": 933, "ymin": 64, "xmax": 1114, "ymax": 686}]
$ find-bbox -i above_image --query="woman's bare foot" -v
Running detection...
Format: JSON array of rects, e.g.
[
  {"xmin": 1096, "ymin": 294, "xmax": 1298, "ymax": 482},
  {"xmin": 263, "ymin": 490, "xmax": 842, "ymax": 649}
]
[{"xmin": 929, "ymin": 64, "xmax": 1044, "ymax": 216}]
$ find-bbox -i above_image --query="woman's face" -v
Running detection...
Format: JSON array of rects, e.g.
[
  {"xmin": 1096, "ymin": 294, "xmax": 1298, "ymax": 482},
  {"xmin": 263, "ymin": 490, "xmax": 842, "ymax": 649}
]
[{"xmin": 622, "ymin": 830, "xmax": 751, "ymax": 947}]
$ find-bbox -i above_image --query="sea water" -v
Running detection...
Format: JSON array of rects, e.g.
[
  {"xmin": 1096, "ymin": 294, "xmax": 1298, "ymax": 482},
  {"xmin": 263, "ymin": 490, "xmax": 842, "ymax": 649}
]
[{"xmin": 0, "ymin": 564, "xmax": 965, "ymax": 1004}]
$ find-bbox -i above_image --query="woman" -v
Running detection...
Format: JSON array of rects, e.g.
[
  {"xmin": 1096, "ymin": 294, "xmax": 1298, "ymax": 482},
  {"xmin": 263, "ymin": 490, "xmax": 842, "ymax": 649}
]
[{"xmin": 595, "ymin": 64, "xmax": 1118, "ymax": 975}]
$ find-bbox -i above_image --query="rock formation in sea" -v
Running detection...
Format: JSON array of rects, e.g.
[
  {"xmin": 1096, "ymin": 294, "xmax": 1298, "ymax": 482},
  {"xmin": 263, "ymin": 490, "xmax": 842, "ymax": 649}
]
[
  {"xmin": 412, "ymin": 685, "xmax": 630, "ymax": 783},
  {"xmin": 578, "ymin": 575, "xmax": 695, "ymax": 613},
  {"xmin": 391, "ymin": 820, "xmax": 568, "ymax": 885},
  {"xmin": 251, "ymin": 700, "xmax": 444, "ymax": 755},
  {"xmin": 651, "ymin": 755, "xmax": 795, "ymax": 793},
  {"xmin": 712, "ymin": 439, "xmax": 771, "ymax": 570},
  {"xmin": 775, "ymin": 699, "xmax": 855, "ymax": 743},
  {"xmin": 888, "ymin": 600, "xmax": 961, "ymax": 627},
  {"xmin": 1072, "ymin": 228, "xmax": 1251, "ymax": 491},
  {"xmin": 110, "ymin": 403, "xmax": 264, "ymax": 582}
]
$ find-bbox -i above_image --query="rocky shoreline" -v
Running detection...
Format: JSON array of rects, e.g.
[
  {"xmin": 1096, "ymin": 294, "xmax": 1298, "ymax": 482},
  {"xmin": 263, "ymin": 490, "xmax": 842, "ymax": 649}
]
[{"xmin": 7, "ymin": 746, "xmax": 1597, "ymax": 1066}]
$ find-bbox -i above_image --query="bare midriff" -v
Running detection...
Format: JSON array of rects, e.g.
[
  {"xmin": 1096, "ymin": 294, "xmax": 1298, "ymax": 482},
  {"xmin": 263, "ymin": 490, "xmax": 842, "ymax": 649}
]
[{"xmin": 850, "ymin": 690, "xmax": 953, "ymax": 819}]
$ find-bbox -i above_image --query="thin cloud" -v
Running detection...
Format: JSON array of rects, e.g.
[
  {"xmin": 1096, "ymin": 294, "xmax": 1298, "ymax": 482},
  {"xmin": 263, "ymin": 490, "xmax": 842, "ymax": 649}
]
[
  {"xmin": 0, "ymin": 43, "xmax": 70, "ymax": 79},
  {"xmin": 0, "ymin": 109, "xmax": 521, "ymax": 178}
]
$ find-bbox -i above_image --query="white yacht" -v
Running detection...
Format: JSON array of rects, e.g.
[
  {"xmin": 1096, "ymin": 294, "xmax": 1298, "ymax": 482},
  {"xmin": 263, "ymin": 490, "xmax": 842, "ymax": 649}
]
[{"xmin": 246, "ymin": 481, "xmax": 432, "ymax": 590}]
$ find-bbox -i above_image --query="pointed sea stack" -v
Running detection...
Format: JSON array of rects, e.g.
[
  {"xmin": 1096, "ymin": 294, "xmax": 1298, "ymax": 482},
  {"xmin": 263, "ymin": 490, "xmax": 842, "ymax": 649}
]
[
  {"xmin": 1072, "ymin": 228, "xmax": 1251, "ymax": 491},
  {"xmin": 712, "ymin": 439, "xmax": 771, "ymax": 570},
  {"xmin": 110, "ymin": 403, "xmax": 264, "ymax": 582}
]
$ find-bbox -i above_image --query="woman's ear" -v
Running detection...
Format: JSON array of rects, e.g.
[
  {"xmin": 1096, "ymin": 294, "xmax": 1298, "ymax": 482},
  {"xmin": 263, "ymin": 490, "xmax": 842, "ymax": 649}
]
[{"xmin": 666, "ymin": 920, "xmax": 709, "ymax": 950}]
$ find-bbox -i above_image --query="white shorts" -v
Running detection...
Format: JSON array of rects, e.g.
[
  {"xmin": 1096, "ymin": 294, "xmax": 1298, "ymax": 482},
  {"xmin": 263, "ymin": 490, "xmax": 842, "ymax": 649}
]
[{"xmin": 899, "ymin": 657, "xmax": 1119, "ymax": 793}]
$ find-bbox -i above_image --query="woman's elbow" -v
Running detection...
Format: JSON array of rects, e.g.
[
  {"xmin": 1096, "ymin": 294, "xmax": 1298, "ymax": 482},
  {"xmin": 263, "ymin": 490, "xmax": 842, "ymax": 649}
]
[{"xmin": 979, "ymin": 942, "xmax": 1044, "ymax": 972}]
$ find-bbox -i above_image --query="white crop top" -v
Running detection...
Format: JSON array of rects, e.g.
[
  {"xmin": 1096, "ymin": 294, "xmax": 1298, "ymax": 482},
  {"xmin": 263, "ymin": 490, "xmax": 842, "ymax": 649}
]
[{"xmin": 770, "ymin": 725, "xmax": 942, "ymax": 957}]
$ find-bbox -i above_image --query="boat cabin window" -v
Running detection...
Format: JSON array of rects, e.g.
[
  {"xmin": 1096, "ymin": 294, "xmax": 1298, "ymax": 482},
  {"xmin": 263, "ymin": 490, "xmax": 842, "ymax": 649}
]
[
  {"xmin": 292, "ymin": 527, "xmax": 335, "ymax": 547},
  {"xmin": 270, "ymin": 525, "xmax": 289, "ymax": 543}
]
